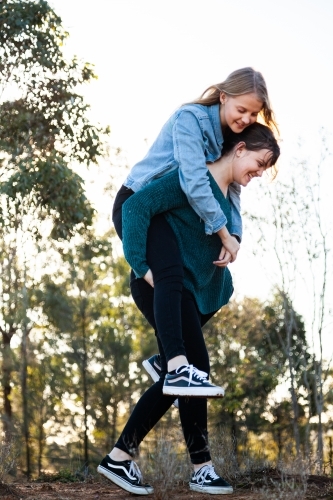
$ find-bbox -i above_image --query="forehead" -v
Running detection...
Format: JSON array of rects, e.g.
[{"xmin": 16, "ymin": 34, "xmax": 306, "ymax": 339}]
[
  {"xmin": 231, "ymin": 93, "xmax": 263, "ymax": 112},
  {"xmin": 251, "ymin": 148, "xmax": 273, "ymax": 167}
]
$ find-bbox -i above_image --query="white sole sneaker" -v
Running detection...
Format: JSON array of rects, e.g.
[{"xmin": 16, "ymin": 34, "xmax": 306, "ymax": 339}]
[
  {"xmin": 97, "ymin": 456, "xmax": 153, "ymax": 495},
  {"xmin": 189, "ymin": 464, "xmax": 233, "ymax": 494},
  {"xmin": 189, "ymin": 483, "xmax": 233, "ymax": 494},
  {"xmin": 142, "ymin": 359, "xmax": 160, "ymax": 383},
  {"xmin": 163, "ymin": 364, "xmax": 225, "ymax": 398},
  {"xmin": 163, "ymin": 385, "xmax": 225, "ymax": 397}
]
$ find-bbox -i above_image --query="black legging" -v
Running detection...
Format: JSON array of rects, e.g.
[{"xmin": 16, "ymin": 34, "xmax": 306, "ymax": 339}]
[{"xmin": 112, "ymin": 185, "xmax": 186, "ymax": 362}]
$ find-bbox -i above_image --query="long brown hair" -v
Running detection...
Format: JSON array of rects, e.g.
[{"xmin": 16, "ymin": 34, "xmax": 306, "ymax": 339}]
[{"xmin": 190, "ymin": 67, "xmax": 278, "ymax": 133}]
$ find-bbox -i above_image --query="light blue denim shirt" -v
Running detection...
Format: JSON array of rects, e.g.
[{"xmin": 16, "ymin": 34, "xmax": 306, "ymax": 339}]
[{"xmin": 124, "ymin": 103, "xmax": 242, "ymax": 239}]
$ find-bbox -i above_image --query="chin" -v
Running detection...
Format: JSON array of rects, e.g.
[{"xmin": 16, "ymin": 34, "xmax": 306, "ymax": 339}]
[{"xmin": 230, "ymin": 124, "xmax": 242, "ymax": 133}]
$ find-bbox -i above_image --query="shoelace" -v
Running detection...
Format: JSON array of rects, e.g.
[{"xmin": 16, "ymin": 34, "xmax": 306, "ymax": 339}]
[
  {"xmin": 194, "ymin": 464, "xmax": 219, "ymax": 486},
  {"xmin": 193, "ymin": 367, "xmax": 208, "ymax": 379},
  {"xmin": 129, "ymin": 461, "xmax": 143, "ymax": 482},
  {"xmin": 178, "ymin": 364, "xmax": 208, "ymax": 385}
]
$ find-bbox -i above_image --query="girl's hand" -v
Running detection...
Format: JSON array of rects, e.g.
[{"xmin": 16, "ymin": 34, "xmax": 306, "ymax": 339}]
[
  {"xmin": 217, "ymin": 227, "xmax": 240, "ymax": 263},
  {"xmin": 143, "ymin": 269, "xmax": 154, "ymax": 287},
  {"xmin": 213, "ymin": 250, "xmax": 232, "ymax": 267}
]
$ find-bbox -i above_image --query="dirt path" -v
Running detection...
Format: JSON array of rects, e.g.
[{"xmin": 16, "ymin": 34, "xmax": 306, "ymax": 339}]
[
  {"xmin": 0, "ymin": 481, "xmax": 264, "ymax": 499},
  {"xmin": 1, "ymin": 473, "xmax": 332, "ymax": 499}
]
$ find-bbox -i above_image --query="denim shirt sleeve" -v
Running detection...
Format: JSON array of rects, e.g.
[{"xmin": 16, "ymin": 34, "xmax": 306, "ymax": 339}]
[
  {"xmin": 173, "ymin": 110, "xmax": 227, "ymax": 235},
  {"xmin": 228, "ymin": 182, "xmax": 243, "ymax": 241}
]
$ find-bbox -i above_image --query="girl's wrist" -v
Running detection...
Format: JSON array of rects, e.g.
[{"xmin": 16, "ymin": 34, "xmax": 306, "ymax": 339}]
[{"xmin": 217, "ymin": 226, "xmax": 230, "ymax": 241}]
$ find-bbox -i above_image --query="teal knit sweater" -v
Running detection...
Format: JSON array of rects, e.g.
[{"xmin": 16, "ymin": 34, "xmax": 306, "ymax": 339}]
[{"xmin": 122, "ymin": 170, "xmax": 234, "ymax": 314}]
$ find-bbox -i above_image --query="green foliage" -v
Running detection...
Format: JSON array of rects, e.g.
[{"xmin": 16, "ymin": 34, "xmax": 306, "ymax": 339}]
[
  {"xmin": 0, "ymin": 0, "xmax": 109, "ymax": 240},
  {"xmin": 205, "ymin": 294, "xmax": 309, "ymax": 443},
  {"xmin": 1, "ymin": 153, "xmax": 94, "ymax": 239},
  {"xmin": 36, "ymin": 231, "xmax": 152, "ymax": 460},
  {"xmin": 0, "ymin": 0, "xmax": 67, "ymax": 74},
  {"xmin": 36, "ymin": 467, "xmax": 84, "ymax": 483}
]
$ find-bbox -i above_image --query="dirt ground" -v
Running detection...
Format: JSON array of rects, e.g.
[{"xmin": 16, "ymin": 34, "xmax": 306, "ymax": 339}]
[
  {"xmin": 0, "ymin": 481, "xmax": 255, "ymax": 499},
  {"xmin": 1, "ymin": 474, "xmax": 333, "ymax": 500}
]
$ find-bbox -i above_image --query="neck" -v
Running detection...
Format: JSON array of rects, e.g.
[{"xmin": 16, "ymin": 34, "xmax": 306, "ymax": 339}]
[{"xmin": 207, "ymin": 155, "xmax": 233, "ymax": 196}]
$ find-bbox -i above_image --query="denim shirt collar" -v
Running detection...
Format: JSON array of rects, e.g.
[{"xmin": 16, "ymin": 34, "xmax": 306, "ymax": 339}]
[{"xmin": 207, "ymin": 104, "xmax": 223, "ymax": 149}]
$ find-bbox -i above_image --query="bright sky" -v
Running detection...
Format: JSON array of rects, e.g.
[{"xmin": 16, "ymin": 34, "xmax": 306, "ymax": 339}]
[
  {"xmin": 50, "ymin": 0, "xmax": 333, "ymax": 164},
  {"xmin": 49, "ymin": 0, "xmax": 332, "ymax": 353}
]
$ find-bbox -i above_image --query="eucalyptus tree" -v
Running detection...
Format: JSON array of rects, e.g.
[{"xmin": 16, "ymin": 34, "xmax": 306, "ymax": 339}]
[
  {"xmin": 205, "ymin": 295, "xmax": 308, "ymax": 459},
  {"xmin": 0, "ymin": 0, "xmax": 109, "ymax": 237},
  {"xmin": 0, "ymin": 0, "xmax": 108, "ymax": 477},
  {"xmin": 40, "ymin": 233, "xmax": 142, "ymax": 468}
]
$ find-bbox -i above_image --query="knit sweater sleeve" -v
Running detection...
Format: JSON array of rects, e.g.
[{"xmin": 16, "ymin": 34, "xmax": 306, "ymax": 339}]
[{"xmin": 122, "ymin": 171, "xmax": 187, "ymax": 278}]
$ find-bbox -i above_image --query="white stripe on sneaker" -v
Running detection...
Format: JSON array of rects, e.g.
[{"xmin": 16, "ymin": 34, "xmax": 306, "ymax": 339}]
[
  {"xmin": 107, "ymin": 462, "xmax": 138, "ymax": 481},
  {"xmin": 166, "ymin": 375, "xmax": 203, "ymax": 386}
]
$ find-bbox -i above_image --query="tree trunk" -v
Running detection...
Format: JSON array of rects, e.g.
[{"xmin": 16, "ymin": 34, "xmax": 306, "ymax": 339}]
[
  {"xmin": 1, "ymin": 330, "xmax": 14, "ymax": 439},
  {"xmin": 230, "ymin": 410, "xmax": 238, "ymax": 464},
  {"xmin": 329, "ymin": 437, "xmax": 333, "ymax": 473},
  {"xmin": 283, "ymin": 296, "xmax": 301, "ymax": 456},
  {"xmin": 21, "ymin": 319, "xmax": 31, "ymax": 478},
  {"xmin": 81, "ymin": 299, "xmax": 89, "ymax": 467},
  {"xmin": 83, "ymin": 369, "xmax": 89, "ymax": 467},
  {"xmin": 274, "ymin": 405, "xmax": 283, "ymax": 461},
  {"xmin": 111, "ymin": 399, "xmax": 118, "ymax": 448},
  {"xmin": 315, "ymin": 359, "xmax": 324, "ymax": 471},
  {"xmin": 37, "ymin": 418, "xmax": 44, "ymax": 476},
  {"xmin": 287, "ymin": 347, "xmax": 300, "ymax": 456}
]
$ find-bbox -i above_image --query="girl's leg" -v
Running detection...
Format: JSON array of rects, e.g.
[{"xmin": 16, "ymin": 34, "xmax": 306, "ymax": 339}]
[
  {"xmin": 179, "ymin": 298, "xmax": 234, "ymax": 495},
  {"xmin": 178, "ymin": 288, "xmax": 212, "ymax": 465},
  {"xmin": 112, "ymin": 186, "xmax": 187, "ymax": 366},
  {"xmin": 113, "ymin": 276, "xmax": 173, "ymax": 456},
  {"xmin": 98, "ymin": 276, "xmax": 174, "ymax": 494},
  {"xmin": 146, "ymin": 215, "xmax": 186, "ymax": 363}
]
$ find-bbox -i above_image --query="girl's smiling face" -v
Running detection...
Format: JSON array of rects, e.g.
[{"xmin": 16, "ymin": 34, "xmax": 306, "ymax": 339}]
[
  {"xmin": 220, "ymin": 92, "xmax": 263, "ymax": 133},
  {"xmin": 232, "ymin": 144, "xmax": 272, "ymax": 187}
]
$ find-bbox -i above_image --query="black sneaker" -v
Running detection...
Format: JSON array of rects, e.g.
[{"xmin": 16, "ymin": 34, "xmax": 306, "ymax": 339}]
[
  {"xmin": 97, "ymin": 455, "xmax": 153, "ymax": 495},
  {"xmin": 163, "ymin": 365, "xmax": 224, "ymax": 397},
  {"xmin": 143, "ymin": 354, "xmax": 181, "ymax": 409},
  {"xmin": 190, "ymin": 464, "xmax": 233, "ymax": 494},
  {"xmin": 142, "ymin": 354, "xmax": 161, "ymax": 382}
]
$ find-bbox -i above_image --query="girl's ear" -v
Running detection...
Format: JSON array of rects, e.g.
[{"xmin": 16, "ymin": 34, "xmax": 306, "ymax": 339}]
[
  {"xmin": 235, "ymin": 141, "xmax": 246, "ymax": 157},
  {"xmin": 220, "ymin": 92, "xmax": 226, "ymax": 104}
]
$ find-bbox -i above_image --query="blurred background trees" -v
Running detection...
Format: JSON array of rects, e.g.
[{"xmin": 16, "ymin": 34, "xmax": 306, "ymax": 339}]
[{"xmin": 0, "ymin": 0, "xmax": 332, "ymax": 480}]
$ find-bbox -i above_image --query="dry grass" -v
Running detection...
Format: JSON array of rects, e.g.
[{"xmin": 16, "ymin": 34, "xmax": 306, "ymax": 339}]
[
  {"xmin": 0, "ymin": 438, "xmax": 17, "ymax": 484},
  {"xmin": 134, "ymin": 426, "xmax": 333, "ymax": 499},
  {"xmin": 142, "ymin": 431, "xmax": 190, "ymax": 500},
  {"xmin": 2, "ymin": 428, "xmax": 333, "ymax": 499}
]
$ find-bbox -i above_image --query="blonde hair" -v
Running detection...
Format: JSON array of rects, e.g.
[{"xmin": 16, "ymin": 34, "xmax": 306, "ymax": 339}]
[{"xmin": 190, "ymin": 67, "xmax": 278, "ymax": 133}]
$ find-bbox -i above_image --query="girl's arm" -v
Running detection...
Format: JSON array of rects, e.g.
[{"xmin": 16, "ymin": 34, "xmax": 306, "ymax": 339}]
[
  {"xmin": 173, "ymin": 109, "xmax": 225, "ymax": 234},
  {"xmin": 228, "ymin": 182, "xmax": 243, "ymax": 241},
  {"xmin": 122, "ymin": 171, "xmax": 187, "ymax": 278},
  {"xmin": 173, "ymin": 109, "xmax": 241, "ymax": 259}
]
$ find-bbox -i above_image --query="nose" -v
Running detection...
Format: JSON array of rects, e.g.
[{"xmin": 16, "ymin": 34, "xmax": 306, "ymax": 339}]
[
  {"xmin": 256, "ymin": 169, "xmax": 263, "ymax": 177},
  {"xmin": 242, "ymin": 115, "xmax": 251, "ymax": 125}
]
